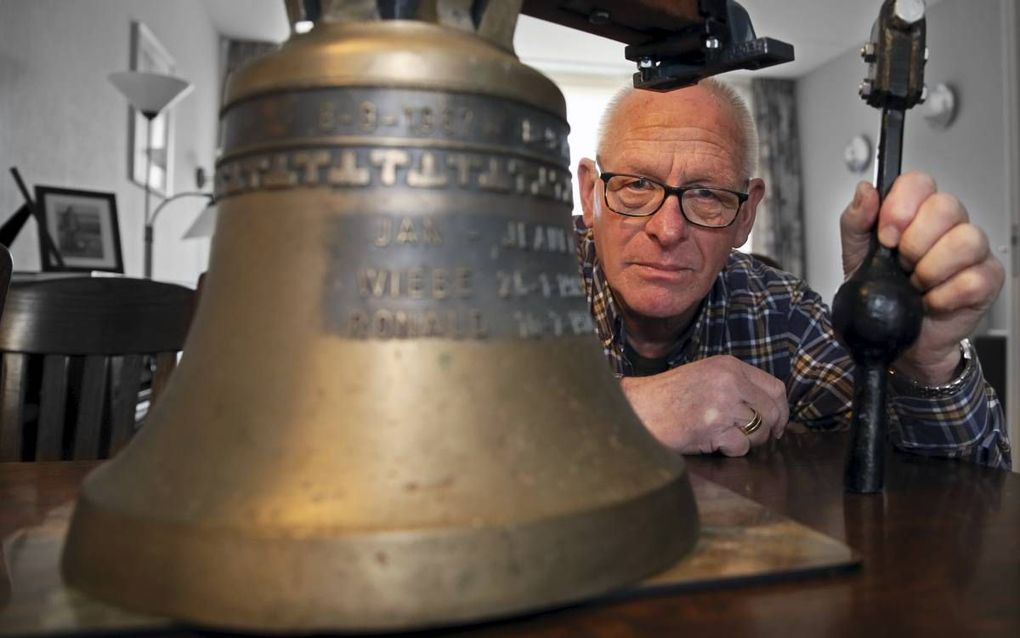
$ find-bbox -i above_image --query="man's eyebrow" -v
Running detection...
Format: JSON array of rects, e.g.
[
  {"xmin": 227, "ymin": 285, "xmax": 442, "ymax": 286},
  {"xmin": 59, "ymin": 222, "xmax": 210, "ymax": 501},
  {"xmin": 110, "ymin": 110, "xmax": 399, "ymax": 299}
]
[
  {"xmin": 613, "ymin": 167, "xmax": 729, "ymax": 187},
  {"xmin": 601, "ymin": 154, "xmax": 737, "ymax": 184}
]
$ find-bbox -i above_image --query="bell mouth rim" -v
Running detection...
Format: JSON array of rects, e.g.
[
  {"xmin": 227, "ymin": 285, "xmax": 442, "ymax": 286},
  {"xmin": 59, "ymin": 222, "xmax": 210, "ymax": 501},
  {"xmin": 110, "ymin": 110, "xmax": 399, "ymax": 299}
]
[{"xmin": 62, "ymin": 472, "xmax": 698, "ymax": 632}]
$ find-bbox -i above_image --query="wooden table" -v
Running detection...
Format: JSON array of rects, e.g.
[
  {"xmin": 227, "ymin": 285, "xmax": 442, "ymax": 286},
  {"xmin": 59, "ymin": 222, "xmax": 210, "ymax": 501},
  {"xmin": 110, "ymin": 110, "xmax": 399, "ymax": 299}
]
[{"xmin": 1, "ymin": 432, "xmax": 1016, "ymax": 636}]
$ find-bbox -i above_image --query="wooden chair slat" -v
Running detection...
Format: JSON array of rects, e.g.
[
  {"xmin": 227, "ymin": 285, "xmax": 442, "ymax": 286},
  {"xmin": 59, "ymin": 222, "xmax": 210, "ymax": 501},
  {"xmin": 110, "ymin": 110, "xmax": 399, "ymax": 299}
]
[
  {"xmin": 109, "ymin": 355, "xmax": 145, "ymax": 455},
  {"xmin": 73, "ymin": 355, "xmax": 109, "ymax": 460},
  {"xmin": 36, "ymin": 354, "xmax": 69, "ymax": 461},
  {"xmin": 0, "ymin": 353, "xmax": 27, "ymax": 461},
  {"xmin": 0, "ymin": 277, "xmax": 194, "ymax": 461}
]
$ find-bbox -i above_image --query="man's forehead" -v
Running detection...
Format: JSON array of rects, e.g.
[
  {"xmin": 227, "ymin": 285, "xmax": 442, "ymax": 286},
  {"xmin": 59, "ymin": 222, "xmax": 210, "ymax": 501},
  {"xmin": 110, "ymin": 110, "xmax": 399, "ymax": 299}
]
[
  {"xmin": 616, "ymin": 86, "xmax": 733, "ymax": 131},
  {"xmin": 602, "ymin": 87, "xmax": 745, "ymax": 176},
  {"xmin": 610, "ymin": 142, "xmax": 740, "ymax": 186}
]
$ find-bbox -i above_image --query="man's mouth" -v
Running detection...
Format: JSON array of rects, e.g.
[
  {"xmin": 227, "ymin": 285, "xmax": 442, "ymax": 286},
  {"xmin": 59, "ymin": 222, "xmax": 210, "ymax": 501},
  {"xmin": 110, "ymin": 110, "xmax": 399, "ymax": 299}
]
[{"xmin": 631, "ymin": 261, "xmax": 689, "ymax": 272}]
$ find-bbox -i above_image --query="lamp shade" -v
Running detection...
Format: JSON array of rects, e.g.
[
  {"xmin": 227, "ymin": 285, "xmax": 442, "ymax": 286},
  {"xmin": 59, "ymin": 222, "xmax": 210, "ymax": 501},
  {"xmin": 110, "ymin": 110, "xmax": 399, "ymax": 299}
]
[{"xmin": 108, "ymin": 71, "xmax": 193, "ymax": 117}]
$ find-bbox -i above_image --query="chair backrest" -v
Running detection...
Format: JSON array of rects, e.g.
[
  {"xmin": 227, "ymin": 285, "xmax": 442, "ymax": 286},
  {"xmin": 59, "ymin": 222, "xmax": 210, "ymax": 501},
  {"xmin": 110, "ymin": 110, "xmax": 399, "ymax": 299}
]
[{"xmin": 0, "ymin": 277, "xmax": 194, "ymax": 461}]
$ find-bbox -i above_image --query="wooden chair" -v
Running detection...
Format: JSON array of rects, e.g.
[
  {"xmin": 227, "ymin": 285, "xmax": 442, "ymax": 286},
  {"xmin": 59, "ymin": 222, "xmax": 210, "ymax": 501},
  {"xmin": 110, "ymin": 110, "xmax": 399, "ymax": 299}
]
[{"xmin": 0, "ymin": 277, "xmax": 194, "ymax": 461}]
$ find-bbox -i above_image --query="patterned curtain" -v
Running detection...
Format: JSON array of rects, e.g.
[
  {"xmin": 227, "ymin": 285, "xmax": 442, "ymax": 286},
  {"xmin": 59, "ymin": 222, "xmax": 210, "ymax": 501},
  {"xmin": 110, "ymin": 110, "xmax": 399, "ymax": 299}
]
[
  {"xmin": 750, "ymin": 78, "xmax": 805, "ymax": 278},
  {"xmin": 217, "ymin": 39, "xmax": 280, "ymax": 145},
  {"xmin": 223, "ymin": 39, "xmax": 279, "ymax": 82}
]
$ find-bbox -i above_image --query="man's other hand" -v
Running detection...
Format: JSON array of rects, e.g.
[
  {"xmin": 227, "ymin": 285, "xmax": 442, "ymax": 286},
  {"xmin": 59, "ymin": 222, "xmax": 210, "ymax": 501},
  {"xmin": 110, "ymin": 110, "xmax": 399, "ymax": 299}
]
[
  {"xmin": 839, "ymin": 172, "xmax": 1005, "ymax": 384},
  {"xmin": 619, "ymin": 355, "xmax": 789, "ymax": 456}
]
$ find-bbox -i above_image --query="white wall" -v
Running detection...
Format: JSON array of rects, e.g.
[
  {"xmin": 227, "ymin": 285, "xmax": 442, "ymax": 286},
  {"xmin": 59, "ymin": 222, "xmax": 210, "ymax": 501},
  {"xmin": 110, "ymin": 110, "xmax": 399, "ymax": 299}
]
[
  {"xmin": 0, "ymin": 0, "xmax": 220, "ymax": 286},
  {"xmin": 798, "ymin": 0, "xmax": 1012, "ymax": 334},
  {"xmin": 1003, "ymin": 0, "xmax": 1020, "ymax": 452}
]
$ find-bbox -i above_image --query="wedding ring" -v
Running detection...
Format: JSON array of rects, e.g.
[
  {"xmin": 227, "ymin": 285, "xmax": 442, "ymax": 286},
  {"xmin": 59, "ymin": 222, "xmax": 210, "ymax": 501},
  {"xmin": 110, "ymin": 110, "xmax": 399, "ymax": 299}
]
[{"xmin": 740, "ymin": 409, "xmax": 763, "ymax": 436}]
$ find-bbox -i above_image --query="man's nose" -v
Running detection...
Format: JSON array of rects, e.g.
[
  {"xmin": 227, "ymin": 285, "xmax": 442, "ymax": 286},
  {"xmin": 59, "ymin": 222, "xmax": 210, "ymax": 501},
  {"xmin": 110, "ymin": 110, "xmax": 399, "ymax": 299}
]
[{"xmin": 643, "ymin": 193, "xmax": 688, "ymax": 246}]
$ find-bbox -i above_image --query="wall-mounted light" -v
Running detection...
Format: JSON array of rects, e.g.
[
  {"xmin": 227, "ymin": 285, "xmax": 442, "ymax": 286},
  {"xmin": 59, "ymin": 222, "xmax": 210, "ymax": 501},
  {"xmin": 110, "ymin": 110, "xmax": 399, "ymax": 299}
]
[
  {"xmin": 922, "ymin": 83, "xmax": 957, "ymax": 130},
  {"xmin": 149, "ymin": 191, "xmax": 215, "ymax": 272},
  {"xmin": 843, "ymin": 133, "xmax": 872, "ymax": 174}
]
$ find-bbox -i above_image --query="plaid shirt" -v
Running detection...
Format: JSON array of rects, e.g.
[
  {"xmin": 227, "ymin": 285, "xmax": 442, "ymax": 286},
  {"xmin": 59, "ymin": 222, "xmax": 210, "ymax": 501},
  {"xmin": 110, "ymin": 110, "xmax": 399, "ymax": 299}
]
[{"xmin": 574, "ymin": 216, "xmax": 1011, "ymax": 470}]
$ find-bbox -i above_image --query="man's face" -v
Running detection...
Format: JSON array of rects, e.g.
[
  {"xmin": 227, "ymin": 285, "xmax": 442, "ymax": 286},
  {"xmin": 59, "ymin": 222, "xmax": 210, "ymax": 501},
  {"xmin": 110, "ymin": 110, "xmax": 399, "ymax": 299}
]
[{"xmin": 579, "ymin": 86, "xmax": 765, "ymax": 330}]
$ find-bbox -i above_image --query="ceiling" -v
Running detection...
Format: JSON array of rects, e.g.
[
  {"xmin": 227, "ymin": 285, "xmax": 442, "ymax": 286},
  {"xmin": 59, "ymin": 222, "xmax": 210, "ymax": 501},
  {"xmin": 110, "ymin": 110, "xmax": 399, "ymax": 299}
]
[{"xmin": 202, "ymin": 0, "xmax": 945, "ymax": 79}]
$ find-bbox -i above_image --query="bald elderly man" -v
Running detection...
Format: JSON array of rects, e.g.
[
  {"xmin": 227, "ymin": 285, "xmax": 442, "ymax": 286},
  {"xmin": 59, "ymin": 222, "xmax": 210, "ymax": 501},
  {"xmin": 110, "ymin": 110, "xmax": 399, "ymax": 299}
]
[{"xmin": 575, "ymin": 79, "xmax": 1009, "ymax": 468}]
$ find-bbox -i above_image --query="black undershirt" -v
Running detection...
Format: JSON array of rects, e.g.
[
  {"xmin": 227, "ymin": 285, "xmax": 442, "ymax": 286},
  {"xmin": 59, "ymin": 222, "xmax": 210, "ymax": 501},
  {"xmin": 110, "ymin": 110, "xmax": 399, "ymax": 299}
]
[{"xmin": 623, "ymin": 340, "xmax": 671, "ymax": 377}]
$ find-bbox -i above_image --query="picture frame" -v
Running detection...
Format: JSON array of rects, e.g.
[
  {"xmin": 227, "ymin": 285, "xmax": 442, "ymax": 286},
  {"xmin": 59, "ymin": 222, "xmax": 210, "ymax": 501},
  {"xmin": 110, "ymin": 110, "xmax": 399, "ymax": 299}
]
[
  {"xmin": 129, "ymin": 20, "xmax": 175, "ymax": 197},
  {"xmin": 34, "ymin": 186, "xmax": 124, "ymax": 273}
]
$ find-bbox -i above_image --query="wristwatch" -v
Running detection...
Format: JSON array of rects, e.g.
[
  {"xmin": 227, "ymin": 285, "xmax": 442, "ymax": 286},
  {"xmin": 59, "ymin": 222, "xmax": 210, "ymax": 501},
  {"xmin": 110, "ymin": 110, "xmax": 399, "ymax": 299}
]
[{"xmin": 887, "ymin": 339, "xmax": 975, "ymax": 398}]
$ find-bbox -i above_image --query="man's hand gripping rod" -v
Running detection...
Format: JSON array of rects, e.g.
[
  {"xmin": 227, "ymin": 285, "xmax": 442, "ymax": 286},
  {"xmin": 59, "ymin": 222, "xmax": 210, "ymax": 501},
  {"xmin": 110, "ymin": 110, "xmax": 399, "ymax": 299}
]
[{"xmin": 832, "ymin": 0, "xmax": 928, "ymax": 494}]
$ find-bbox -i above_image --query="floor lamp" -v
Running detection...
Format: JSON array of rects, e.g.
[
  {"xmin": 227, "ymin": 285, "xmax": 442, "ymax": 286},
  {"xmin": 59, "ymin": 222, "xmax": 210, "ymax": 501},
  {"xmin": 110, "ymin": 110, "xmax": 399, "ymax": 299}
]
[{"xmin": 108, "ymin": 71, "xmax": 193, "ymax": 278}]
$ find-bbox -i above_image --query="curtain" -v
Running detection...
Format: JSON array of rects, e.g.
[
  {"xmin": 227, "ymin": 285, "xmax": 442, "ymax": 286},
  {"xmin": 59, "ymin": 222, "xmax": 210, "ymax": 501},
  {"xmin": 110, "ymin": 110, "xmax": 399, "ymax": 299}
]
[
  {"xmin": 223, "ymin": 39, "xmax": 279, "ymax": 82},
  {"xmin": 217, "ymin": 39, "xmax": 280, "ymax": 146},
  {"xmin": 750, "ymin": 78, "xmax": 805, "ymax": 278}
]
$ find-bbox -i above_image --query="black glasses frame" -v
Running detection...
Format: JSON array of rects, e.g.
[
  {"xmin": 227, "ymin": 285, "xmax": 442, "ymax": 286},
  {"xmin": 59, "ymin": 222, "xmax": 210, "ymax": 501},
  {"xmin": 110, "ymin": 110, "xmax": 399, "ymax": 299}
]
[{"xmin": 598, "ymin": 170, "xmax": 750, "ymax": 228}]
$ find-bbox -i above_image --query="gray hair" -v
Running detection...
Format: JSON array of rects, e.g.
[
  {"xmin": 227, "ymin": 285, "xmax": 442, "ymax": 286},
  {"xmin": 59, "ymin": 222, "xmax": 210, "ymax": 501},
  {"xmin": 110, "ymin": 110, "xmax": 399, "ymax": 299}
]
[{"xmin": 596, "ymin": 78, "xmax": 759, "ymax": 180}]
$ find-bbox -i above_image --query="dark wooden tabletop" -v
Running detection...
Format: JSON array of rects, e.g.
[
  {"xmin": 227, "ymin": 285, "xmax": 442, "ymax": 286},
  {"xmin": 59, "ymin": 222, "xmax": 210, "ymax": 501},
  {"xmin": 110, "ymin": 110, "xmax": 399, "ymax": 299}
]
[{"xmin": 1, "ymin": 432, "xmax": 1017, "ymax": 637}]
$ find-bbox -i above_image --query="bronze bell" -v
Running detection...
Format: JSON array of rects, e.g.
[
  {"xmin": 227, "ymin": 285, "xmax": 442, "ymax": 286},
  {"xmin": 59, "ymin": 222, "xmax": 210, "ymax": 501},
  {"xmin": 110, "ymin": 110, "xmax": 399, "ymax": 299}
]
[{"xmin": 61, "ymin": 1, "xmax": 699, "ymax": 631}]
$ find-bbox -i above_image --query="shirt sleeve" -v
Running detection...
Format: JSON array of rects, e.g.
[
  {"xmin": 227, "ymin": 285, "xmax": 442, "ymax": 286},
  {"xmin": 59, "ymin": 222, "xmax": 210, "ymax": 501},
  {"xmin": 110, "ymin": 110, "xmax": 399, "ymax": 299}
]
[
  {"xmin": 782, "ymin": 283, "xmax": 855, "ymax": 432},
  {"xmin": 888, "ymin": 359, "xmax": 1011, "ymax": 469},
  {"xmin": 783, "ymin": 283, "xmax": 1011, "ymax": 470}
]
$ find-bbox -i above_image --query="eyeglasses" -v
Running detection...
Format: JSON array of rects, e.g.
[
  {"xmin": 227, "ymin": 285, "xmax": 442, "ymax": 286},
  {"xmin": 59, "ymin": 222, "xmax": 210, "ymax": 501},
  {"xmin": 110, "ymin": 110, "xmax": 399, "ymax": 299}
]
[{"xmin": 598, "ymin": 168, "xmax": 749, "ymax": 228}]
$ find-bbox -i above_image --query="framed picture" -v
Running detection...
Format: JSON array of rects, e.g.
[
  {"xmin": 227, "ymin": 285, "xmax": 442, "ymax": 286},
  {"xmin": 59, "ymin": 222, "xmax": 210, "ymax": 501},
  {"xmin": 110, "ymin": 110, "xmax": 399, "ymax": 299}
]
[
  {"xmin": 129, "ymin": 20, "xmax": 175, "ymax": 196},
  {"xmin": 35, "ymin": 186, "xmax": 124, "ymax": 273}
]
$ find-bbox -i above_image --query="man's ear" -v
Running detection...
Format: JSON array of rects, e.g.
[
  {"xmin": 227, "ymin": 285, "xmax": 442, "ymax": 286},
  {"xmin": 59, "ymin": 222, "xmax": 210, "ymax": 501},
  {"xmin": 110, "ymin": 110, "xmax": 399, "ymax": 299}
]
[
  {"xmin": 732, "ymin": 177, "xmax": 765, "ymax": 247},
  {"xmin": 577, "ymin": 158, "xmax": 598, "ymax": 229}
]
